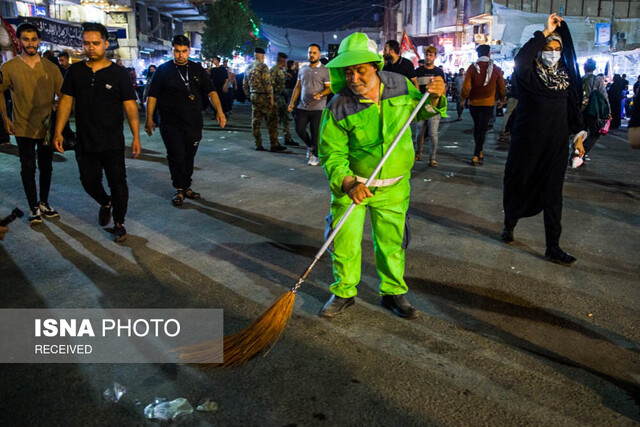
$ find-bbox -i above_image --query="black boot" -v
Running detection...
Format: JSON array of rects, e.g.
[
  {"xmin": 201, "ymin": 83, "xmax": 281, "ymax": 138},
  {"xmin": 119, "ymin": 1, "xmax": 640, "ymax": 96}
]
[
  {"xmin": 501, "ymin": 228, "xmax": 514, "ymax": 244},
  {"xmin": 319, "ymin": 295, "xmax": 355, "ymax": 318},
  {"xmin": 380, "ymin": 295, "xmax": 418, "ymax": 319}
]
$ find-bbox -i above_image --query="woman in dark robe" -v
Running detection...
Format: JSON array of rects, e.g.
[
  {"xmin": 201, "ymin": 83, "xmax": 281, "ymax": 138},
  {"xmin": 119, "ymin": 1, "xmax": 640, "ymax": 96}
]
[
  {"xmin": 501, "ymin": 13, "xmax": 585, "ymax": 266},
  {"xmin": 607, "ymin": 74, "xmax": 624, "ymax": 129}
]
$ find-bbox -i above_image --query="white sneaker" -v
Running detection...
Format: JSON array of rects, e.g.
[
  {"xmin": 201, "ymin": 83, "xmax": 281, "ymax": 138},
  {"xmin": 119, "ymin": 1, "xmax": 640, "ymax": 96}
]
[
  {"xmin": 28, "ymin": 207, "xmax": 42, "ymax": 225},
  {"xmin": 306, "ymin": 149, "xmax": 311, "ymax": 159},
  {"xmin": 308, "ymin": 154, "xmax": 319, "ymax": 166},
  {"xmin": 38, "ymin": 201, "xmax": 60, "ymax": 218}
]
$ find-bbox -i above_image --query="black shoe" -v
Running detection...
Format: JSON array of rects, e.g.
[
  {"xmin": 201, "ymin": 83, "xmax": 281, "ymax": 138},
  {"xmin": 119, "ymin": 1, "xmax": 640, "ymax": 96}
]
[
  {"xmin": 380, "ymin": 294, "xmax": 418, "ymax": 319},
  {"xmin": 113, "ymin": 223, "xmax": 128, "ymax": 243},
  {"xmin": 501, "ymin": 228, "xmax": 514, "ymax": 244},
  {"xmin": 99, "ymin": 203, "xmax": 112, "ymax": 226},
  {"xmin": 270, "ymin": 144, "xmax": 287, "ymax": 152},
  {"xmin": 545, "ymin": 248, "xmax": 577, "ymax": 266},
  {"xmin": 284, "ymin": 139, "xmax": 300, "ymax": 146},
  {"xmin": 255, "ymin": 145, "xmax": 265, "ymax": 151},
  {"xmin": 319, "ymin": 295, "xmax": 355, "ymax": 318}
]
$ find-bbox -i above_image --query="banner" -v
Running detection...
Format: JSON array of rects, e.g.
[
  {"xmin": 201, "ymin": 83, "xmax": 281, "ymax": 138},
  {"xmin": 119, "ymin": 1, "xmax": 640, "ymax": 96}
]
[
  {"xmin": 11, "ymin": 17, "xmax": 122, "ymax": 50},
  {"xmin": 594, "ymin": 23, "xmax": 610, "ymax": 46}
]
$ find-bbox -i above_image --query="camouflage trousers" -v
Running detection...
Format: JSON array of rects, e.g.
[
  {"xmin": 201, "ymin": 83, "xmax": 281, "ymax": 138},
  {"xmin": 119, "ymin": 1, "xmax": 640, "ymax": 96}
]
[
  {"xmin": 274, "ymin": 95, "xmax": 293, "ymax": 142},
  {"xmin": 250, "ymin": 94, "xmax": 278, "ymax": 147}
]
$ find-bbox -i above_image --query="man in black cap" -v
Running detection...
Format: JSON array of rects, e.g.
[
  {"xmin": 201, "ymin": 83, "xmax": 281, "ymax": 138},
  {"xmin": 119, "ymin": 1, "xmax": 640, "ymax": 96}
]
[
  {"xmin": 145, "ymin": 34, "xmax": 227, "ymax": 207},
  {"xmin": 270, "ymin": 52, "xmax": 297, "ymax": 146},
  {"xmin": 243, "ymin": 48, "xmax": 286, "ymax": 152}
]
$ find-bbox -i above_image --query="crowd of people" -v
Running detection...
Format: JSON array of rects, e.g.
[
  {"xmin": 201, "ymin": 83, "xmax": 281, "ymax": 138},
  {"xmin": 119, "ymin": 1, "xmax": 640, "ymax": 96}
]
[{"xmin": 1, "ymin": 17, "xmax": 638, "ymax": 319}]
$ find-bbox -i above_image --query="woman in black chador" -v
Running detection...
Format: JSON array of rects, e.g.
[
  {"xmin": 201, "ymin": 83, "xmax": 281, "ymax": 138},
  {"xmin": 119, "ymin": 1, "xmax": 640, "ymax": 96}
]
[{"xmin": 501, "ymin": 13, "xmax": 585, "ymax": 266}]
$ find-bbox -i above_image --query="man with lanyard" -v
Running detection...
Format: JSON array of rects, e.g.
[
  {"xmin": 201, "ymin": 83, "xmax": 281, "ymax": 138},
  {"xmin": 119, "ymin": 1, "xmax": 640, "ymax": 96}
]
[
  {"xmin": 53, "ymin": 22, "xmax": 140, "ymax": 243},
  {"xmin": 288, "ymin": 44, "xmax": 332, "ymax": 166},
  {"xmin": 318, "ymin": 33, "xmax": 446, "ymax": 319},
  {"xmin": 244, "ymin": 47, "xmax": 286, "ymax": 153},
  {"xmin": 0, "ymin": 23, "xmax": 63, "ymax": 225},
  {"xmin": 145, "ymin": 35, "xmax": 226, "ymax": 207},
  {"xmin": 414, "ymin": 46, "xmax": 446, "ymax": 166},
  {"xmin": 382, "ymin": 39, "xmax": 418, "ymax": 89},
  {"xmin": 270, "ymin": 52, "xmax": 297, "ymax": 146}
]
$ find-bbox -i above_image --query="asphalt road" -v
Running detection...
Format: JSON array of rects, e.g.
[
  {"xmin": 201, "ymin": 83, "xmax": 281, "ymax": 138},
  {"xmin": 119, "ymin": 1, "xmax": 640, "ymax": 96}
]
[{"xmin": 0, "ymin": 101, "xmax": 638, "ymax": 426}]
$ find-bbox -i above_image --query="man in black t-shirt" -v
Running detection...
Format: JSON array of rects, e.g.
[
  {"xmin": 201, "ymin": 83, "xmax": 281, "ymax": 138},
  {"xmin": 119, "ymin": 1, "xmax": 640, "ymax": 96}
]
[
  {"xmin": 145, "ymin": 35, "xmax": 226, "ymax": 207},
  {"xmin": 210, "ymin": 56, "xmax": 229, "ymax": 114},
  {"xmin": 414, "ymin": 46, "xmax": 446, "ymax": 166},
  {"xmin": 53, "ymin": 23, "xmax": 141, "ymax": 243},
  {"xmin": 382, "ymin": 40, "xmax": 418, "ymax": 89}
]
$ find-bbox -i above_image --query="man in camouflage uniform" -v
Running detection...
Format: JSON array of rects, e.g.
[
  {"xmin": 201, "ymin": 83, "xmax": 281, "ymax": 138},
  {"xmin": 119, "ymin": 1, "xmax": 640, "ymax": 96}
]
[
  {"xmin": 243, "ymin": 47, "xmax": 286, "ymax": 152},
  {"xmin": 270, "ymin": 52, "xmax": 298, "ymax": 146}
]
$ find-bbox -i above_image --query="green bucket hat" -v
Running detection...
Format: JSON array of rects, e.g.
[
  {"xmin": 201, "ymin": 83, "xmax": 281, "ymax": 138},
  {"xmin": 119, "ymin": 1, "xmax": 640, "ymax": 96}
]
[{"xmin": 325, "ymin": 33, "xmax": 384, "ymax": 94}]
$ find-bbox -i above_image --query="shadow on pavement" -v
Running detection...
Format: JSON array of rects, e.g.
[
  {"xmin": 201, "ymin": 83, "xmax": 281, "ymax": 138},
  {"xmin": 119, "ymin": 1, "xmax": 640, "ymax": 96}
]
[{"xmin": 409, "ymin": 276, "xmax": 640, "ymax": 419}]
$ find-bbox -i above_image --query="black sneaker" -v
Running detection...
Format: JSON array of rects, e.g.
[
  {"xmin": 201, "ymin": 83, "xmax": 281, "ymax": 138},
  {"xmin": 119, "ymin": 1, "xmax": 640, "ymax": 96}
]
[
  {"xmin": 28, "ymin": 207, "xmax": 42, "ymax": 225},
  {"xmin": 501, "ymin": 228, "xmax": 514, "ymax": 244},
  {"xmin": 255, "ymin": 145, "xmax": 265, "ymax": 151},
  {"xmin": 270, "ymin": 144, "xmax": 287, "ymax": 153},
  {"xmin": 380, "ymin": 294, "xmax": 418, "ymax": 319},
  {"xmin": 38, "ymin": 201, "xmax": 60, "ymax": 219},
  {"xmin": 284, "ymin": 139, "xmax": 300, "ymax": 146},
  {"xmin": 319, "ymin": 295, "xmax": 355, "ymax": 318},
  {"xmin": 113, "ymin": 223, "xmax": 128, "ymax": 243},
  {"xmin": 99, "ymin": 203, "xmax": 112, "ymax": 226},
  {"xmin": 545, "ymin": 247, "xmax": 577, "ymax": 266}
]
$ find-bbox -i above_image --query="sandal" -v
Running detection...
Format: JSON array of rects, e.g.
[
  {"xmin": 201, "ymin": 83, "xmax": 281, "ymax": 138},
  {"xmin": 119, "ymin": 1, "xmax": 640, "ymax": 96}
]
[
  {"xmin": 184, "ymin": 188, "xmax": 201, "ymax": 200},
  {"xmin": 172, "ymin": 190, "xmax": 184, "ymax": 206}
]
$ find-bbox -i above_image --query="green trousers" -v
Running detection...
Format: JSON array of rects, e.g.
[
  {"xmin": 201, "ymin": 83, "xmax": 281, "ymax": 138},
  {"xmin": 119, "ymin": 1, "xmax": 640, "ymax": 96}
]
[{"xmin": 328, "ymin": 177, "xmax": 410, "ymax": 298}]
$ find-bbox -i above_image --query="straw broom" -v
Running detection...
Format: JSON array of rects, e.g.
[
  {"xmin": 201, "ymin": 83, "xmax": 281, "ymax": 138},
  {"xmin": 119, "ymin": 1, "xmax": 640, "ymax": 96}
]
[{"xmin": 175, "ymin": 89, "xmax": 435, "ymax": 368}]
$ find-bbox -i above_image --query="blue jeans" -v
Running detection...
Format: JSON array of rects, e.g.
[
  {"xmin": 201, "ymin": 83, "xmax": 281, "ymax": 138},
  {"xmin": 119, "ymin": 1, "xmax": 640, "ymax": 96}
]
[{"xmin": 415, "ymin": 114, "xmax": 440, "ymax": 160}]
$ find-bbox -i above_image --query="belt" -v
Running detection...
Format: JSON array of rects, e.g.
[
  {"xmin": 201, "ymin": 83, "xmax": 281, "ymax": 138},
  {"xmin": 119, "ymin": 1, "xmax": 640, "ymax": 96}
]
[
  {"xmin": 250, "ymin": 92, "xmax": 270, "ymax": 95},
  {"xmin": 355, "ymin": 175, "xmax": 404, "ymax": 187}
]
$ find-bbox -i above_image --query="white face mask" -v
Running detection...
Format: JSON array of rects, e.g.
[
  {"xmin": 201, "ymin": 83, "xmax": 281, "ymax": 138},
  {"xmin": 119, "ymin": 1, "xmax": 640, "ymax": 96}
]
[{"xmin": 541, "ymin": 51, "xmax": 561, "ymax": 67}]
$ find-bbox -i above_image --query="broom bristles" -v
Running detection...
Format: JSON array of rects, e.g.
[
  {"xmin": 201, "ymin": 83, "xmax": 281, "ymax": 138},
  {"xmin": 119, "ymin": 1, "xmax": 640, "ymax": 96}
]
[{"xmin": 173, "ymin": 291, "xmax": 296, "ymax": 368}]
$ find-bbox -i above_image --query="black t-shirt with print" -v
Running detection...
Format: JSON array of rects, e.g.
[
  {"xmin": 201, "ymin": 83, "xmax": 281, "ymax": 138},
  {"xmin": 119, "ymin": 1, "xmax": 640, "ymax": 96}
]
[
  {"xmin": 148, "ymin": 60, "xmax": 214, "ymax": 139},
  {"xmin": 61, "ymin": 62, "xmax": 136, "ymax": 152},
  {"xmin": 416, "ymin": 66, "xmax": 445, "ymax": 94}
]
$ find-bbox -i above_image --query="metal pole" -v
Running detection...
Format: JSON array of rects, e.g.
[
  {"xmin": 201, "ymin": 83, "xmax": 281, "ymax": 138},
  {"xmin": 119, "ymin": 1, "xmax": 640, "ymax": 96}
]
[{"xmin": 609, "ymin": 0, "xmax": 615, "ymax": 49}]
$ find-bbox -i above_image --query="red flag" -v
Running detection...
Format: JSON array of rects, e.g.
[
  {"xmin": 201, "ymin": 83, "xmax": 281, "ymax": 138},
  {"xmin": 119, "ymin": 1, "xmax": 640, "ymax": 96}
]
[{"xmin": 400, "ymin": 30, "xmax": 421, "ymax": 62}]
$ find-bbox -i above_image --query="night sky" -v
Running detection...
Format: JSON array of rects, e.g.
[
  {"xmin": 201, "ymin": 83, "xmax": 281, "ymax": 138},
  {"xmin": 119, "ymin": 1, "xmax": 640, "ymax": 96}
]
[{"xmin": 250, "ymin": 0, "xmax": 384, "ymax": 31}]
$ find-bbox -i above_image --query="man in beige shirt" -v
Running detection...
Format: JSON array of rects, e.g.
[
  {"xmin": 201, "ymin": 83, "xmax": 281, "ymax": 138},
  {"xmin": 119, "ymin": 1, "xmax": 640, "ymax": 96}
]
[{"xmin": 0, "ymin": 23, "xmax": 63, "ymax": 225}]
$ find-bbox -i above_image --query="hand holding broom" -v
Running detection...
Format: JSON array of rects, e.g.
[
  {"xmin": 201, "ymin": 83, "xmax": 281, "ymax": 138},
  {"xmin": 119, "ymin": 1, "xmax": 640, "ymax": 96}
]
[{"xmin": 175, "ymin": 89, "xmax": 437, "ymax": 368}]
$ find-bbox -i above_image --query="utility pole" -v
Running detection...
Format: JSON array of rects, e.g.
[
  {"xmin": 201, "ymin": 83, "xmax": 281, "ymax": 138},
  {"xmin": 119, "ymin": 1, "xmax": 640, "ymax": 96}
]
[{"xmin": 609, "ymin": 0, "xmax": 615, "ymax": 76}]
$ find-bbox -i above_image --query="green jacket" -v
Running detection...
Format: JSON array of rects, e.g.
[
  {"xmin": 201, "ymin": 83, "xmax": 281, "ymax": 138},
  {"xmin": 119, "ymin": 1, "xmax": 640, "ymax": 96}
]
[{"xmin": 319, "ymin": 71, "xmax": 447, "ymax": 197}]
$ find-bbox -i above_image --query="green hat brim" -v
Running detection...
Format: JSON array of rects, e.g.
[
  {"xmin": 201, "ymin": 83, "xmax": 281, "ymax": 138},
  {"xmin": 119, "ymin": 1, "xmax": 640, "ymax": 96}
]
[{"xmin": 326, "ymin": 50, "xmax": 384, "ymax": 94}]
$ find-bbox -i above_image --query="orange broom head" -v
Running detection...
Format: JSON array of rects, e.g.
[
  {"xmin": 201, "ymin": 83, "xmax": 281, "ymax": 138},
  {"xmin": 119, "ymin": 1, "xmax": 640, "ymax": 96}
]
[{"xmin": 173, "ymin": 291, "xmax": 296, "ymax": 368}]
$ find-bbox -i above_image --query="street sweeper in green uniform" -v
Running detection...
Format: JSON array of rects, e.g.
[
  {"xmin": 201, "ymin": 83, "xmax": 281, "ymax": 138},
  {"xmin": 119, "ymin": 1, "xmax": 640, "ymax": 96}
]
[{"xmin": 318, "ymin": 32, "xmax": 447, "ymax": 319}]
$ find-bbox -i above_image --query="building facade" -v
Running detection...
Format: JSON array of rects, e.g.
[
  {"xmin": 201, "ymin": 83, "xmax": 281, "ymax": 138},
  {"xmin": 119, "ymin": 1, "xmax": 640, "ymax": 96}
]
[{"xmin": 0, "ymin": 0, "xmax": 209, "ymax": 70}]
